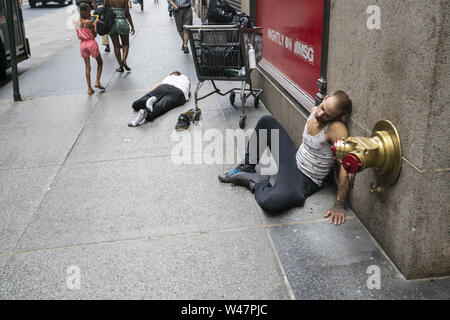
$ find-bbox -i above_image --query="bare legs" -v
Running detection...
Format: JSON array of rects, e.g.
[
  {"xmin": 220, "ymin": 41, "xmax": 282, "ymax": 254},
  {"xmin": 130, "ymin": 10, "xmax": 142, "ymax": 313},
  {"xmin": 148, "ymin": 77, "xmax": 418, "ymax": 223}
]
[
  {"xmin": 120, "ymin": 34, "xmax": 131, "ymax": 70},
  {"xmin": 178, "ymin": 31, "xmax": 188, "ymax": 47},
  {"xmin": 83, "ymin": 55, "xmax": 104, "ymax": 95},
  {"xmin": 183, "ymin": 31, "xmax": 189, "ymax": 47},
  {"xmin": 110, "ymin": 33, "xmax": 131, "ymax": 72},
  {"xmin": 83, "ymin": 57, "xmax": 94, "ymax": 95},
  {"xmin": 110, "ymin": 34, "xmax": 123, "ymax": 72},
  {"xmin": 94, "ymin": 55, "xmax": 104, "ymax": 90}
]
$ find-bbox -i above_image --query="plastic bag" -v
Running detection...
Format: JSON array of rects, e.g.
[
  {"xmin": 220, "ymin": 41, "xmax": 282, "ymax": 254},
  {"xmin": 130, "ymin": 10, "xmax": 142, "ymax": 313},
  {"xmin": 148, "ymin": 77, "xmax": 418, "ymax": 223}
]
[
  {"xmin": 232, "ymin": 12, "xmax": 254, "ymax": 28},
  {"xmin": 205, "ymin": 0, "xmax": 237, "ymax": 24}
]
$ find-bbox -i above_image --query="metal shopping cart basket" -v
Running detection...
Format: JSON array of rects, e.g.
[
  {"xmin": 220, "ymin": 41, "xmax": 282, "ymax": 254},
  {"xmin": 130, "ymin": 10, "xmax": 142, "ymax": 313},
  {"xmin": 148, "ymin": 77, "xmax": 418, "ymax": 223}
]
[{"xmin": 185, "ymin": 24, "xmax": 263, "ymax": 129}]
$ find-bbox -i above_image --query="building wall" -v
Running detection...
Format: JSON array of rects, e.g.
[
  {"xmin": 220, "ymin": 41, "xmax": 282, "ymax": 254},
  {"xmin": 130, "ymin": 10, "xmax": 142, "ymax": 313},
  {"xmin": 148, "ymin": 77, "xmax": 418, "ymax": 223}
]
[{"xmin": 250, "ymin": 0, "xmax": 449, "ymax": 279}]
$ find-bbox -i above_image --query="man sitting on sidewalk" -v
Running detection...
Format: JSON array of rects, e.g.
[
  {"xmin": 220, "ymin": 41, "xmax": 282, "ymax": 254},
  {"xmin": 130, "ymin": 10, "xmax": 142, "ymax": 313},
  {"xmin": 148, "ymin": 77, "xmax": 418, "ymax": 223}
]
[
  {"xmin": 128, "ymin": 71, "xmax": 190, "ymax": 127},
  {"xmin": 218, "ymin": 91, "xmax": 353, "ymax": 226}
]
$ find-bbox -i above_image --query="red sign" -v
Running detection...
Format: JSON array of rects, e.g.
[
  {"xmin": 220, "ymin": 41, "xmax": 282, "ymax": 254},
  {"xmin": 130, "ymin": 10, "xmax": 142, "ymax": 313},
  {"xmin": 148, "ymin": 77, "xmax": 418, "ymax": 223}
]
[{"xmin": 257, "ymin": 0, "xmax": 324, "ymax": 99}]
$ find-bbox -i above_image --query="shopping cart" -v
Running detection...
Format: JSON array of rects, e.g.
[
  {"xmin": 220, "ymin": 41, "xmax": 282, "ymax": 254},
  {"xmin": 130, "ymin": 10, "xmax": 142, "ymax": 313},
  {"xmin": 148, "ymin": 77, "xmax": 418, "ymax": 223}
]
[{"xmin": 185, "ymin": 24, "xmax": 263, "ymax": 128}]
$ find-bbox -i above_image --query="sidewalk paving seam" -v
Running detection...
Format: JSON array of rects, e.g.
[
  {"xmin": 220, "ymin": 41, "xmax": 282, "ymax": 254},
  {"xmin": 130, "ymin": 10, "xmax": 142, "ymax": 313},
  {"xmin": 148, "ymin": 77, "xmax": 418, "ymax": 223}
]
[
  {"xmin": 8, "ymin": 217, "xmax": 357, "ymax": 256},
  {"xmin": 2, "ymin": 83, "xmax": 107, "ymax": 272},
  {"xmin": 264, "ymin": 228, "xmax": 296, "ymax": 300},
  {"xmin": 0, "ymin": 164, "xmax": 61, "ymax": 172},
  {"xmin": 0, "ymin": 8, "xmax": 197, "ymax": 273}
]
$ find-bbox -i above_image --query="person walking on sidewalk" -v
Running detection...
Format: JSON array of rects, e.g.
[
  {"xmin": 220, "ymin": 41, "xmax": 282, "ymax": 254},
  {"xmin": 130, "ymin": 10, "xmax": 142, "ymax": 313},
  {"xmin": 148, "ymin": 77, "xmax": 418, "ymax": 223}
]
[
  {"xmin": 76, "ymin": 3, "xmax": 105, "ymax": 95},
  {"xmin": 91, "ymin": 0, "xmax": 111, "ymax": 52},
  {"xmin": 128, "ymin": 71, "xmax": 190, "ymax": 127},
  {"xmin": 168, "ymin": 0, "xmax": 193, "ymax": 54},
  {"xmin": 136, "ymin": 0, "xmax": 144, "ymax": 11},
  {"xmin": 218, "ymin": 91, "xmax": 353, "ymax": 226},
  {"xmin": 108, "ymin": 0, "xmax": 136, "ymax": 72},
  {"xmin": 168, "ymin": 1, "xmax": 174, "ymax": 17}
]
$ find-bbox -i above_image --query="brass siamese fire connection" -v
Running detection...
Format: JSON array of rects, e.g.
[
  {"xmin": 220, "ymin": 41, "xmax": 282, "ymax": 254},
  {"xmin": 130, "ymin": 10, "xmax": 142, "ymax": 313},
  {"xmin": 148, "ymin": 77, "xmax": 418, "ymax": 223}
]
[{"xmin": 331, "ymin": 120, "xmax": 402, "ymax": 194}]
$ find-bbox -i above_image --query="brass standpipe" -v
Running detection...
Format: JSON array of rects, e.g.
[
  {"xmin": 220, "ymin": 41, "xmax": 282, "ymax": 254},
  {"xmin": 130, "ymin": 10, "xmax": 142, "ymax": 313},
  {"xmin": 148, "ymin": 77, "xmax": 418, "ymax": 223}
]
[{"xmin": 331, "ymin": 120, "xmax": 402, "ymax": 195}]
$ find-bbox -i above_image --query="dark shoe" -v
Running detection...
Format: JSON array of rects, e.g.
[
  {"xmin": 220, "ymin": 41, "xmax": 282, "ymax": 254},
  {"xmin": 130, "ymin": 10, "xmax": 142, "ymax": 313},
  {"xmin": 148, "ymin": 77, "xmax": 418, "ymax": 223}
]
[
  {"xmin": 183, "ymin": 46, "xmax": 189, "ymax": 54},
  {"xmin": 169, "ymin": 11, "xmax": 173, "ymax": 17},
  {"xmin": 128, "ymin": 109, "xmax": 148, "ymax": 127},
  {"xmin": 175, "ymin": 108, "xmax": 202, "ymax": 130},
  {"xmin": 218, "ymin": 163, "xmax": 269, "ymax": 191},
  {"xmin": 175, "ymin": 113, "xmax": 190, "ymax": 130},
  {"xmin": 181, "ymin": 45, "xmax": 185, "ymax": 51},
  {"xmin": 104, "ymin": 45, "xmax": 110, "ymax": 52}
]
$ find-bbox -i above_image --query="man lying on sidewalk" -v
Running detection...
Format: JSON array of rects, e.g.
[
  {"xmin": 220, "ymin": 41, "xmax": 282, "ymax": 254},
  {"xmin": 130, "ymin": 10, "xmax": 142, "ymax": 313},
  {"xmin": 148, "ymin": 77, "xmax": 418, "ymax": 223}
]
[
  {"xmin": 128, "ymin": 71, "xmax": 190, "ymax": 127},
  {"xmin": 218, "ymin": 91, "xmax": 353, "ymax": 226}
]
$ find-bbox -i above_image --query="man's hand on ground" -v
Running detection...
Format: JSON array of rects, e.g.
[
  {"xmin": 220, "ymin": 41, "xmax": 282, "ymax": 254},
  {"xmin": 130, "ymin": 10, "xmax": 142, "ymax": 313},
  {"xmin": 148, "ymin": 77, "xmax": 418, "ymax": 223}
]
[{"xmin": 324, "ymin": 206, "xmax": 345, "ymax": 226}]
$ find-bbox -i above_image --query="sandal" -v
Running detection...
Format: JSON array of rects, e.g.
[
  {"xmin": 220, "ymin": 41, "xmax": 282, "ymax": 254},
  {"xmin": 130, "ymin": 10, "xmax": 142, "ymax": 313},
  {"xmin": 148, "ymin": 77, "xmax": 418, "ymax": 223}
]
[{"xmin": 122, "ymin": 60, "xmax": 131, "ymax": 71}]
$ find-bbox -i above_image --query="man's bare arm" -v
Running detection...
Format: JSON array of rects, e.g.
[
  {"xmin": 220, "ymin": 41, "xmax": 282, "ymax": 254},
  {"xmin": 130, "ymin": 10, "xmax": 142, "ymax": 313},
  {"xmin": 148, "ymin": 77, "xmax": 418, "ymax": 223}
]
[
  {"xmin": 169, "ymin": 1, "xmax": 179, "ymax": 10},
  {"xmin": 324, "ymin": 165, "xmax": 353, "ymax": 225},
  {"xmin": 324, "ymin": 121, "xmax": 351, "ymax": 226},
  {"xmin": 150, "ymin": 81, "xmax": 162, "ymax": 92}
]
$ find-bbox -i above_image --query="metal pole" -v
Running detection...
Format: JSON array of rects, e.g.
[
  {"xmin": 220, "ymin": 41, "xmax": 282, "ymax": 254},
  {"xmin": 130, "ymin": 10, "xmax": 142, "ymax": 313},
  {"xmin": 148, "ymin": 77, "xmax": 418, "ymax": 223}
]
[{"xmin": 5, "ymin": 0, "xmax": 21, "ymax": 101}]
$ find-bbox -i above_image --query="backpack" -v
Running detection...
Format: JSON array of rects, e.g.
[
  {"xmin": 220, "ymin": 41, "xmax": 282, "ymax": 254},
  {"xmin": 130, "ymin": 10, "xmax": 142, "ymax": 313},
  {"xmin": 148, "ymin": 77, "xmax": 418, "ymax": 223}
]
[{"xmin": 93, "ymin": 0, "xmax": 116, "ymax": 36}]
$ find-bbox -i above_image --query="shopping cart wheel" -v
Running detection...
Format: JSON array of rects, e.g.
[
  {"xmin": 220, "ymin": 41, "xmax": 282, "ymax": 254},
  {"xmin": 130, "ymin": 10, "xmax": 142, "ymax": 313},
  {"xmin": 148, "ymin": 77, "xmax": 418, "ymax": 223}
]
[
  {"xmin": 229, "ymin": 91, "xmax": 236, "ymax": 107},
  {"xmin": 254, "ymin": 96, "xmax": 260, "ymax": 108},
  {"xmin": 239, "ymin": 114, "xmax": 247, "ymax": 129}
]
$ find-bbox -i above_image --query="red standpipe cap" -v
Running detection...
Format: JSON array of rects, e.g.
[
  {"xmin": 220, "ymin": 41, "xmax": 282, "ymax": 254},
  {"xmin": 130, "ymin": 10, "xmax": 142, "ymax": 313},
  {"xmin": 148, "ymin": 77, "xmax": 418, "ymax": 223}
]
[
  {"xmin": 331, "ymin": 139, "xmax": 338, "ymax": 154},
  {"xmin": 341, "ymin": 153, "xmax": 362, "ymax": 174}
]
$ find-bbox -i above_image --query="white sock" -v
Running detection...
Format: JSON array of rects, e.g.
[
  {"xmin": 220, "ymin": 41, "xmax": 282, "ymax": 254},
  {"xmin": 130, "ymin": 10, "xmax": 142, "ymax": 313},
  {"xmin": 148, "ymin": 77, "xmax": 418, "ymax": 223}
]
[{"xmin": 146, "ymin": 96, "xmax": 157, "ymax": 112}]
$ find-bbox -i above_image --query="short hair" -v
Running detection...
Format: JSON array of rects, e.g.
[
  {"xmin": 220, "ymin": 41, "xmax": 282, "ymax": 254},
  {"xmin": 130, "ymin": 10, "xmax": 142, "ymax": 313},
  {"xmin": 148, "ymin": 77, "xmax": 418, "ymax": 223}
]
[
  {"xmin": 329, "ymin": 90, "xmax": 352, "ymax": 116},
  {"xmin": 79, "ymin": 3, "xmax": 90, "ymax": 12},
  {"xmin": 170, "ymin": 71, "xmax": 181, "ymax": 76}
]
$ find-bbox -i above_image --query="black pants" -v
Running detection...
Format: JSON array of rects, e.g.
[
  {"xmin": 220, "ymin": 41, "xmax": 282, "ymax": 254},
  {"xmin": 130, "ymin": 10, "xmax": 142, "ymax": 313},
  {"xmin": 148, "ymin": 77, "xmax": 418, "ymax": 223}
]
[
  {"xmin": 132, "ymin": 84, "xmax": 186, "ymax": 121},
  {"xmin": 246, "ymin": 115, "xmax": 320, "ymax": 212}
]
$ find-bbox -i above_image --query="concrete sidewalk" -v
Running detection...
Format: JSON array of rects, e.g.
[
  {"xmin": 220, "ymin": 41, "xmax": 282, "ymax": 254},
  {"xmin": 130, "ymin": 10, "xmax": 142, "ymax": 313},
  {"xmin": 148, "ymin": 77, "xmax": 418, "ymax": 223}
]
[{"xmin": 0, "ymin": 3, "xmax": 448, "ymax": 299}]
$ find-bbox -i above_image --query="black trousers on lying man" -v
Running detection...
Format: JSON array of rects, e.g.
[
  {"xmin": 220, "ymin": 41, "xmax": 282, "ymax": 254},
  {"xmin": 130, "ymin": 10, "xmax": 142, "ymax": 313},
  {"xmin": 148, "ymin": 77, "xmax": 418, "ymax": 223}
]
[
  {"xmin": 128, "ymin": 71, "xmax": 190, "ymax": 127},
  {"xmin": 219, "ymin": 91, "xmax": 353, "ymax": 226}
]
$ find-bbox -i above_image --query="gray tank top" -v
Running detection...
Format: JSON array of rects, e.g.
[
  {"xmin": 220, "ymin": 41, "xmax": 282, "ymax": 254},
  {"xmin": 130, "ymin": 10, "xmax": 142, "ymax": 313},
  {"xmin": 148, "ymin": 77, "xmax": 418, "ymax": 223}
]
[{"xmin": 296, "ymin": 110, "xmax": 334, "ymax": 186}]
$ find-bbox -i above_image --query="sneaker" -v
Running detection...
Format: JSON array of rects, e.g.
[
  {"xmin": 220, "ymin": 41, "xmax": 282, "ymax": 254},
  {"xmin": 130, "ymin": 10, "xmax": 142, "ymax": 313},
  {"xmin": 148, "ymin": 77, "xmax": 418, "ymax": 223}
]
[
  {"xmin": 183, "ymin": 46, "xmax": 189, "ymax": 54},
  {"xmin": 105, "ymin": 45, "xmax": 110, "ymax": 52},
  {"xmin": 218, "ymin": 163, "xmax": 269, "ymax": 191},
  {"xmin": 128, "ymin": 109, "xmax": 148, "ymax": 127}
]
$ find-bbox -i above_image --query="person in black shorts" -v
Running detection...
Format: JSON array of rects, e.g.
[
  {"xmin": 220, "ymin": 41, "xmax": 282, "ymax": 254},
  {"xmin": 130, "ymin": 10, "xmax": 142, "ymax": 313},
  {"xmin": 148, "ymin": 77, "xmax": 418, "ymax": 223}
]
[
  {"xmin": 128, "ymin": 71, "xmax": 190, "ymax": 127},
  {"xmin": 168, "ymin": 0, "xmax": 193, "ymax": 53}
]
